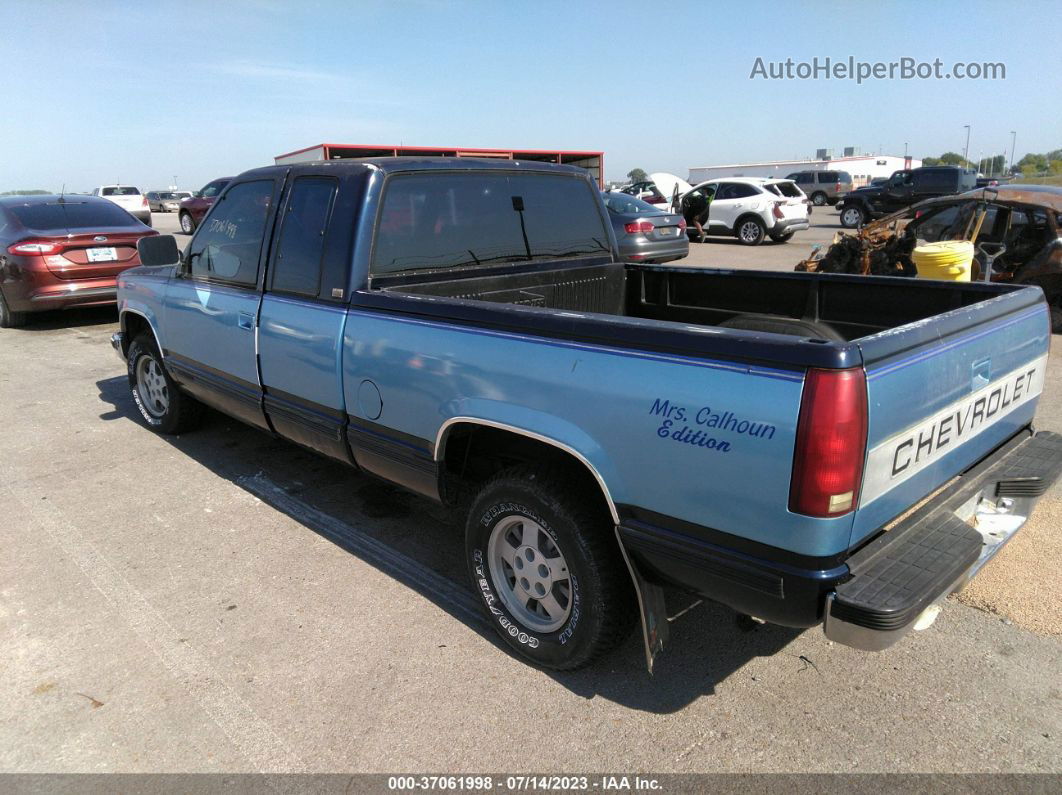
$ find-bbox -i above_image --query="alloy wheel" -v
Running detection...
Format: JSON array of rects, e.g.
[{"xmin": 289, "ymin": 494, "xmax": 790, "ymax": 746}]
[
  {"xmin": 136, "ymin": 355, "xmax": 170, "ymax": 418},
  {"xmin": 487, "ymin": 515, "xmax": 572, "ymax": 632}
]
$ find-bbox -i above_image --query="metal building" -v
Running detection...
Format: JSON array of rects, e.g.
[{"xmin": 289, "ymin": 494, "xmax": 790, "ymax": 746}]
[
  {"xmin": 688, "ymin": 155, "xmax": 921, "ymax": 187},
  {"xmin": 275, "ymin": 143, "xmax": 604, "ymax": 187}
]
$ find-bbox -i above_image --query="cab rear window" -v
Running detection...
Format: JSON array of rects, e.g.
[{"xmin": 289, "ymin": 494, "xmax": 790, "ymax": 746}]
[
  {"xmin": 371, "ymin": 172, "xmax": 610, "ymax": 276},
  {"xmin": 9, "ymin": 201, "xmax": 141, "ymax": 230},
  {"xmin": 101, "ymin": 186, "xmax": 141, "ymax": 196}
]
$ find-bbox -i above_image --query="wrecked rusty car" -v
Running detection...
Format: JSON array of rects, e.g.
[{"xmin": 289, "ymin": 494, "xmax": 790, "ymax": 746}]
[{"xmin": 798, "ymin": 185, "xmax": 1062, "ymax": 329}]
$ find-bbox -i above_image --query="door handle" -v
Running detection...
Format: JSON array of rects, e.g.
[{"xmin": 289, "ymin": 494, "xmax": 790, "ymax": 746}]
[{"xmin": 238, "ymin": 312, "xmax": 255, "ymax": 330}]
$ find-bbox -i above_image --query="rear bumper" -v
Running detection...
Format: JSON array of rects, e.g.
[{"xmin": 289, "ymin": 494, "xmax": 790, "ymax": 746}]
[
  {"xmin": 770, "ymin": 218, "xmax": 810, "ymax": 235},
  {"xmin": 5, "ymin": 281, "xmax": 119, "ymax": 312},
  {"xmin": 824, "ymin": 429, "xmax": 1062, "ymax": 650},
  {"xmin": 618, "ymin": 239, "xmax": 689, "ymax": 264},
  {"xmin": 618, "ymin": 427, "xmax": 1062, "ymax": 646}
]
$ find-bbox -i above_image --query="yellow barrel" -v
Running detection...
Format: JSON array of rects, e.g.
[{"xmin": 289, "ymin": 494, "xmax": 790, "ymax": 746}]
[{"xmin": 912, "ymin": 240, "xmax": 974, "ymax": 281}]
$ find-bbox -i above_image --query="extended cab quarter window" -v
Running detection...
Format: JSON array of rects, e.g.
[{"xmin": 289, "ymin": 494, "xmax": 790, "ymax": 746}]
[
  {"xmin": 270, "ymin": 177, "xmax": 338, "ymax": 296},
  {"xmin": 187, "ymin": 180, "xmax": 272, "ymax": 286},
  {"xmin": 371, "ymin": 172, "xmax": 610, "ymax": 276}
]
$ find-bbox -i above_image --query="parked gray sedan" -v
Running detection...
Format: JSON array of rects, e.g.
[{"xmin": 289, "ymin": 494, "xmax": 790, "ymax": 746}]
[{"xmin": 602, "ymin": 192, "xmax": 688, "ymax": 264}]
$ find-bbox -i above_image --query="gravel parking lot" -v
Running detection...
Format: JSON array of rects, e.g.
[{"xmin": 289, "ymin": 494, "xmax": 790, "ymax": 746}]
[{"xmin": 2, "ymin": 212, "xmax": 1060, "ymax": 774}]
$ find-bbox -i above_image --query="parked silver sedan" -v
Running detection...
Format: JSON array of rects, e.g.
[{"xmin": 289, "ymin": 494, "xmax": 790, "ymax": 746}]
[
  {"xmin": 146, "ymin": 191, "xmax": 192, "ymax": 213},
  {"xmin": 602, "ymin": 192, "xmax": 688, "ymax": 264}
]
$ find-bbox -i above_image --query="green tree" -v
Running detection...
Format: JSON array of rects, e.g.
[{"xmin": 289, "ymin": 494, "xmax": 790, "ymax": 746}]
[
  {"xmin": 1017, "ymin": 153, "xmax": 1048, "ymax": 173},
  {"xmin": 626, "ymin": 168, "xmax": 648, "ymax": 184},
  {"xmin": 937, "ymin": 151, "xmax": 968, "ymax": 166},
  {"xmin": 0, "ymin": 189, "xmax": 48, "ymax": 196}
]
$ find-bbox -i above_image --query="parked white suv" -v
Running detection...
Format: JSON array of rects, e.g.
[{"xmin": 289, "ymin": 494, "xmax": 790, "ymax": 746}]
[
  {"xmin": 92, "ymin": 185, "xmax": 151, "ymax": 226},
  {"xmin": 653, "ymin": 174, "xmax": 810, "ymax": 246}
]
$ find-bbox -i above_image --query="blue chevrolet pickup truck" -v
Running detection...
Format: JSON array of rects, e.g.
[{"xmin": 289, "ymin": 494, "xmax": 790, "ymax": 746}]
[{"xmin": 114, "ymin": 158, "xmax": 1062, "ymax": 671}]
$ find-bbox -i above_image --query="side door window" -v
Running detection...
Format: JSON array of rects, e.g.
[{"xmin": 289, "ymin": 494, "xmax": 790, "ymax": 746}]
[
  {"xmin": 187, "ymin": 180, "xmax": 273, "ymax": 287},
  {"xmin": 269, "ymin": 177, "xmax": 338, "ymax": 297}
]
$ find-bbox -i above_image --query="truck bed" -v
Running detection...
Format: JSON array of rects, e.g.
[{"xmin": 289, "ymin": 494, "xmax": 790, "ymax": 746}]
[{"xmin": 380, "ymin": 261, "xmax": 1024, "ymax": 343}]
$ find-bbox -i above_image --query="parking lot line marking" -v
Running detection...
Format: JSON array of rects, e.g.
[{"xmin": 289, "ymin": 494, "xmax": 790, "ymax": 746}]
[
  {"xmin": 1, "ymin": 479, "xmax": 304, "ymax": 773},
  {"xmin": 237, "ymin": 474, "xmax": 487, "ymax": 631}
]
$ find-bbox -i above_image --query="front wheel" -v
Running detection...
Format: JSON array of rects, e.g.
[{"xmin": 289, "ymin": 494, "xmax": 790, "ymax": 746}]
[
  {"xmin": 840, "ymin": 206, "xmax": 865, "ymax": 228},
  {"xmin": 127, "ymin": 334, "xmax": 203, "ymax": 434},
  {"xmin": 179, "ymin": 212, "xmax": 196, "ymax": 234},
  {"xmin": 465, "ymin": 465, "xmax": 635, "ymax": 670},
  {"xmin": 736, "ymin": 217, "xmax": 766, "ymax": 246}
]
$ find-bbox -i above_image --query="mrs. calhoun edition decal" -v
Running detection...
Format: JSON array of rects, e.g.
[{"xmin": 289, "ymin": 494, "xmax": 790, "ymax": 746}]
[
  {"xmin": 649, "ymin": 398, "xmax": 777, "ymax": 454},
  {"xmin": 860, "ymin": 354, "xmax": 1047, "ymax": 506}
]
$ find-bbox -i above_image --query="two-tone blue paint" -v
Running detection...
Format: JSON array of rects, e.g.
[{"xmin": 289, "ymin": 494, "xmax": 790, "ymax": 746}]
[{"xmin": 115, "ymin": 159, "xmax": 1053, "ymax": 580}]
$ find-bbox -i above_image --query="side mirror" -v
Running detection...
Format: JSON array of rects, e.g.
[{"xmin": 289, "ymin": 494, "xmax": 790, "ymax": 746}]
[{"xmin": 137, "ymin": 234, "xmax": 181, "ymax": 267}]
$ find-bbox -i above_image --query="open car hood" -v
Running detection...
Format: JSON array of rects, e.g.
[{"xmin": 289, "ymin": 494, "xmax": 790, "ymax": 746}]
[{"xmin": 650, "ymin": 172, "xmax": 694, "ymax": 201}]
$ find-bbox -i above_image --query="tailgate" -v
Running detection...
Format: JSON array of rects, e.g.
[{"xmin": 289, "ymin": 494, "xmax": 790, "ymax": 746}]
[
  {"xmin": 851, "ymin": 289, "xmax": 1051, "ymax": 546},
  {"xmin": 777, "ymin": 200, "xmax": 807, "ymax": 221}
]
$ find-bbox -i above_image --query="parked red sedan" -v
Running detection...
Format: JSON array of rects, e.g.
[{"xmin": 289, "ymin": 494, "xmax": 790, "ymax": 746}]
[
  {"xmin": 0, "ymin": 195, "xmax": 158, "ymax": 327},
  {"xmin": 177, "ymin": 176, "xmax": 232, "ymax": 234}
]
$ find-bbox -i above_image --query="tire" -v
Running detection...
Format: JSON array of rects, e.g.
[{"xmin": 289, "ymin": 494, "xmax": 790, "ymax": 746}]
[
  {"xmin": 840, "ymin": 206, "xmax": 865, "ymax": 229},
  {"xmin": 0, "ymin": 290, "xmax": 26, "ymax": 328},
  {"xmin": 179, "ymin": 212, "xmax": 196, "ymax": 234},
  {"xmin": 126, "ymin": 333, "xmax": 203, "ymax": 434},
  {"xmin": 769, "ymin": 230, "xmax": 795, "ymax": 243},
  {"xmin": 465, "ymin": 464, "xmax": 636, "ymax": 670},
  {"xmin": 811, "ymin": 192, "xmax": 827, "ymax": 206},
  {"xmin": 736, "ymin": 216, "xmax": 766, "ymax": 246}
]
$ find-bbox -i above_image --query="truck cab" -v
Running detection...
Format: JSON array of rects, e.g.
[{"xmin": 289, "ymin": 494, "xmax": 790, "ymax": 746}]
[{"xmin": 840, "ymin": 166, "xmax": 978, "ymax": 227}]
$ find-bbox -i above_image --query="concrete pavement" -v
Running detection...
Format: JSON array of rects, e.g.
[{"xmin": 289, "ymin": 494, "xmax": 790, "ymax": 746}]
[{"xmin": 1, "ymin": 212, "xmax": 1060, "ymax": 774}]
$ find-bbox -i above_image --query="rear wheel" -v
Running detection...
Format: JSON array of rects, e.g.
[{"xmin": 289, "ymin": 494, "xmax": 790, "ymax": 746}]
[
  {"xmin": 127, "ymin": 333, "xmax": 203, "ymax": 434},
  {"xmin": 736, "ymin": 217, "xmax": 766, "ymax": 246},
  {"xmin": 811, "ymin": 192, "xmax": 828, "ymax": 206},
  {"xmin": 0, "ymin": 290, "xmax": 26, "ymax": 328},
  {"xmin": 179, "ymin": 212, "xmax": 196, "ymax": 234},
  {"xmin": 840, "ymin": 206, "xmax": 865, "ymax": 228},
  {"xmin": 465, "ymin": 465, "xmax": 635, "ymax": 670}
]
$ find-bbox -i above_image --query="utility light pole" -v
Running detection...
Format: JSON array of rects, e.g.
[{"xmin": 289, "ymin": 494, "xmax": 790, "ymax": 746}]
[
  {"xmin": 963, "ymin": 125, "xmax": 971, "ymax": 166},
  {"xmin": 1009, "ymin": 131, "xmax": 1017, "ymax": 175}
]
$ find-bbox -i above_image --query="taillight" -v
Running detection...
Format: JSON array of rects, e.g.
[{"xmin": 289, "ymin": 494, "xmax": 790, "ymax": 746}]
[
  {"xmin": 624, "ymin": 221, "xmax": 655, "ymax": 235},
  {"xmin": 772, "ymin": 202, "xmax": 784, "ymax": 220},
  {"xmin": 914, "ymin": 209, "xmax": 924, "ymax": 219},
  {"xmin": 7, "ymin": 240, "xmax": 63, "ymax": 256},
  {"xmin": 678, "ymin": 219, "xmax": 687, "ymax": 231},
  {"xmin": 789, "ymin": 367, "xmax": 868, "ymax": 517},
  {"xmin": 141, "ymin": 196, "xmax": 149, "ymax": 207}
]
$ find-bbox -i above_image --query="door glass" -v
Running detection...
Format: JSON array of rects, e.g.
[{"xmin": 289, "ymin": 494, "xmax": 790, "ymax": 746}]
[
  {"xmin": 271, "ymin": 177, "xmax": 338, "ymax": 296},
  {"xmin": 188, "ymin": 180, "xmax": 272, "ymax": 286}
]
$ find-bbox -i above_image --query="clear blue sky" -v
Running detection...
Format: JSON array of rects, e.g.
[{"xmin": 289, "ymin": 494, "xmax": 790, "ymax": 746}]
[{"xmin": 3, "ymin": 0, "xmax": 1060, "ymax": 191}]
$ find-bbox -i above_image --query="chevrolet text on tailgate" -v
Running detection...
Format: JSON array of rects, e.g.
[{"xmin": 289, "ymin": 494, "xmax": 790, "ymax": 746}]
[{"xmin": 114, "ymin": 158, "xmax": 1062, "ymax": 671}]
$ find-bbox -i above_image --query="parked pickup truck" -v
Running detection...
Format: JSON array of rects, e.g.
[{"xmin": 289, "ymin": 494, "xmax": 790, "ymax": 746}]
[
  {"xmin": 838, "ymin": 166, "xmax": 978, "ymax": 228},
  {"xmin": 114, "ymin": 158, "xmax": 1062, "ymax": 671}
]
